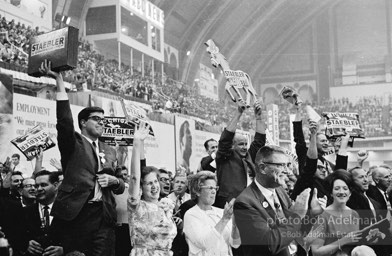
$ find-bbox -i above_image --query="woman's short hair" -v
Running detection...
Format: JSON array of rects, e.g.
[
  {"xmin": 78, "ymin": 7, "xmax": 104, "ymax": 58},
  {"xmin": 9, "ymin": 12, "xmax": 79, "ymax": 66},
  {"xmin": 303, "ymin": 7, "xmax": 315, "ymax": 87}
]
[
  {"xmin": 140, "ymin": 166, "xmax": 159, "ymax": 185},
  {"xmin": 325, "ymin": 169, "xmax": 353, "ymax": 195},
  {"xmin": 188, "ymin": 171, "xmax": 216, "ymax": 199}
]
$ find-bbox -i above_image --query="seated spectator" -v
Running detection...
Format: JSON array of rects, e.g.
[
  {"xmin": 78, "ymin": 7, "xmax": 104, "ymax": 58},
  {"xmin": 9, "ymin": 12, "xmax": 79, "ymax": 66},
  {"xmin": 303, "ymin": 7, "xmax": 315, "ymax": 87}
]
[{"xmin": 183, "ymin": 171, "xmax": 240, "ymax": 256}]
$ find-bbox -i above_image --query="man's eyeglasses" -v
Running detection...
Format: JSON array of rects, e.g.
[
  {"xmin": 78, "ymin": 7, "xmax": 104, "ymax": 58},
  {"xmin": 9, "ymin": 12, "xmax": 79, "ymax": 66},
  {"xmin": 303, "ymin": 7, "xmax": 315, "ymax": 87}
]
[
  {"xmin": 262, "ymin": 162, "xmax": 291, "ymax": 169},
  {"xmin": 159, "ymin": 177, "xmax": 170, "ymax": 183},
  {"xmin": 23, "ymin": 184, "xmax": 35, "ymax": 189},
  {"xmin": 200, "ymin": 185, "xmax": 219, "ymax": 191},
  {"xmin": 88, "ymin": 116, "xmax": 106, "ymax": 123}
]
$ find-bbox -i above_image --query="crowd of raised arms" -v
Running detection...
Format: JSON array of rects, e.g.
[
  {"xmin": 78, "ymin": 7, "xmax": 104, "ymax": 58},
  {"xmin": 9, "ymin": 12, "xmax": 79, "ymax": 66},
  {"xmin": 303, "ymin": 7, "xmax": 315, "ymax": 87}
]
[{"xmin": 0, "ymin": 14, "xmax": 392, "ymax": 256}]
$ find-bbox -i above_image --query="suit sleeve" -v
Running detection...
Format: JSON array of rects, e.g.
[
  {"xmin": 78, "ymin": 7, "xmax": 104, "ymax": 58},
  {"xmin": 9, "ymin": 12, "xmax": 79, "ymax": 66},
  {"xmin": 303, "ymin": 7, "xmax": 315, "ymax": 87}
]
[
  {"xmin": 248, "ymin": 132, "xmax": 266, "ymax": 163},
  {"xmin": 293, "ymin": 121, "xmax": 307, "ymax": 175},
  {"xmin": 234, "ymin": 199, "xmax": 302, "ymax": 254},
  {"xmin": 334, "ymin": 154, "xmax": 348, "ymax": 170},
  {"xmin": 216, "ymin": 128, "xmax": 235, "ymax": 160},
  {"xmin": 291, "ymin": 157, "xmax": 317, "ymax": 200},
  {"xmin": 56, "ymin": 100, "xmax": 76, "ymax": 173},
  {"xmin": 200, "ymin": 156, "xmax": 214, "ymax": 170},
  {"xmin": 112, "ymin": 178, "xmax": 125, "ymax": 194}
]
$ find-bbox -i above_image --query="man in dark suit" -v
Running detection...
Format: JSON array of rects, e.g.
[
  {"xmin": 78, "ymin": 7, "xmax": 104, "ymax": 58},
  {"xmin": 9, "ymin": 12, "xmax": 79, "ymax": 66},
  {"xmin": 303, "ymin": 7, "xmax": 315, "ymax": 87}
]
[
  {"xmin": 18, "ymin": 170, "xmax": 62, "ymax": 256},
  {"xmin": 214, "ymin": 100, "xmax": 265, "ymax": 208},
  {"xmin": 234, "ymin": 145, "xmax": 317, "ymax": 256},
  {"xmin": 367, "ymin": 166, "xmax": 392, "ymax": 216},
  {"xmin": 40, "ymin": 61, "xmax": 125, "ymax": 256},
  {"xmin": 347, "ymin": 167, "xmax": 392, "ymax": 255},
  {"xmin": 199, "ymin": 138, "xmax": 218, "ymax": 172}
]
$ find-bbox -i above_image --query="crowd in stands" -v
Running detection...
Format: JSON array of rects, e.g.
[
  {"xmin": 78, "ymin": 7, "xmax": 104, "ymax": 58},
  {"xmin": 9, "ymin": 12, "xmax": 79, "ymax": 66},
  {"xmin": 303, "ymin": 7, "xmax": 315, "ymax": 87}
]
[
  {"xmin": 0, "ymin": 14, "xmax": 390, "ymax": 140},
  {"xmin": 0, "ymin": 15, "xmax": 42, "ymax": 68}
]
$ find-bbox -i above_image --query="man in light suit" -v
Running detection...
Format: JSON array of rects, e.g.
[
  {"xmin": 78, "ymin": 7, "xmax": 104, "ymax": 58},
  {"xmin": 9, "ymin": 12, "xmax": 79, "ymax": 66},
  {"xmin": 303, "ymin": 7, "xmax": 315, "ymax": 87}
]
[
  {"xmin": 40, "ymin": 61, "xmax": 125, "ymax": 256},
  {"xmin": 234, "ymin": 145, "xmax": 317, "ymax": 256}
]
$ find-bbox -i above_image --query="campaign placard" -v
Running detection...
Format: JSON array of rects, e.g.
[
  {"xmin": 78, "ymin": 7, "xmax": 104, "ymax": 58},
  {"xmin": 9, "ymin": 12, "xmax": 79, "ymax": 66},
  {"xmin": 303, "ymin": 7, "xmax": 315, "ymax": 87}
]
[
  {"xmin": 205, "ymin": 39, "xmax": 258, "ymax": 108},
  {"xmin": 322, "ymin": 112, "xmax": 365, "ymax": 139},
  {"xmin": 28, "ymin": 26, "xmax": 79, "ymax": 77},
  {"xmin": 280, "ymin": 86, "xmax": 303, "ymax": 106},
  {"xmin": 99, "ymin": 117, "xmax": 135, "ymax": 146},
  {"xmin": 10, "ymin": 125, "xmax": 56, "ymax": 161},
  {"xmin": 120, "ymin": 98, "xmax": 154, "ymax": 136}
]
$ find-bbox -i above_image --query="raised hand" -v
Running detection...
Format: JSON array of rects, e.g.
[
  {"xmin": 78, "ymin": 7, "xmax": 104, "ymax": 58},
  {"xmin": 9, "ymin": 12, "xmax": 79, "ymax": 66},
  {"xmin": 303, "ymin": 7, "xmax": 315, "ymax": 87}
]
[
  {"xmin": 357, "ymin": 150, "xmax": 369, "ymax": 163},
  {"xmin": 133, "ymin": 121, "xmax": 151, "ymax": 141},
  {"xmin": 291, "ymin": 188, "xmax": 310, "ymax": 219},
  {"xmin": 310, "ymin": 188, "xmax": 327, "ymax": 216},
  {"xmin": 237, "ymin": 99, "xmax": 246, "ymax": 113},
  {"xmin": 223, "ymin": 198, "xmax": 235, "ymax": 220},
  {"xmin": 50, "ymin": 158, "xmax": 62, "ymax": 171},
  {"xmin": 254, "ymin": 100, "xmax": 262, "ymax": 118},
  {"xmin": 38, "ymin": 59, "xmax": 61, "ymax": 79},
  {"xmin": 308, "ymin": 120, "xmax": 318, "ymax": 136}
]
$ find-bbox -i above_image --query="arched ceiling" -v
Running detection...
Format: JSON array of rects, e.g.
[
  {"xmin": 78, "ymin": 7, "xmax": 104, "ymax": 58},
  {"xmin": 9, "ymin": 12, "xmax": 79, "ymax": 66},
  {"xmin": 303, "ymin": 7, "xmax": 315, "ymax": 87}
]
[
  {"xmin": 152, "ymin": 0, "xmax": 341, "ymax": 89},
  {"xmin": 63, "ymin": 0, "xmax": 342, "ymax": 91}
]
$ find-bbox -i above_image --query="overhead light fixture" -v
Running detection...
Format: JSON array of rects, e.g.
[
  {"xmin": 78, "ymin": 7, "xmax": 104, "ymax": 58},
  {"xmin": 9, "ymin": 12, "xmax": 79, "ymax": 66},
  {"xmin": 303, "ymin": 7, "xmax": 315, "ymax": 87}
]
[{"xmin": 186, "ymin": 51, "xmax": 190, "ymax": 56}]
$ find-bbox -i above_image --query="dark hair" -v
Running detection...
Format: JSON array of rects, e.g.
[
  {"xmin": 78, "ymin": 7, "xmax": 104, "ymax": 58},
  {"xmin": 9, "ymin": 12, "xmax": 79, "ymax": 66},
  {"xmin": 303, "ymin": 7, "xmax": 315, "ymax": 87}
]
[
  {"xmin": 325, "ymin": 169, "xmax": 353, "ymax": 195},
  {"xmin": 77, "ymin": 106, "xmax": 104, "ymax": 130},
  {"xmin": 141, "ymin": 166, "xmax": 159, "ymax": 185},
  {"xmin": 158, "ymin": 168, "xmax": 169, "ymax": 175},
  {"xmin": 204, "ymin": 139, "xmax": 217, "ymax": 151},
  {"xmin": 115, "ymin": 166, "xmax": 128, "ymax": 178},
  {"xmin": 11, "ymin": 153, "xmax": 20, "ymax": 159},
  {"xmin": 11, "ymin": 171, "xmax": 23, "ymax": 178},
  {"xmin": 35, "ymin": 170, "xmax": 60, "ymax": 184}
]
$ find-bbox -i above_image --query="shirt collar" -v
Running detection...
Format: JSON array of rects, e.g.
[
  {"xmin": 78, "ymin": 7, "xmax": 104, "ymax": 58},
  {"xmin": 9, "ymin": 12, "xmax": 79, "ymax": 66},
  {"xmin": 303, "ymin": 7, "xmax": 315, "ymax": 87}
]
[
  {"xmin": 81, "ymin": 134, "xmax": 99, "ymax": 146},
  {"xmin": 254, "ymin": 179, "xmax": 275, "ymax": 200},
  {"xmin": 39, "ymin": 202, "xmax": 53, "ymax": 210}
]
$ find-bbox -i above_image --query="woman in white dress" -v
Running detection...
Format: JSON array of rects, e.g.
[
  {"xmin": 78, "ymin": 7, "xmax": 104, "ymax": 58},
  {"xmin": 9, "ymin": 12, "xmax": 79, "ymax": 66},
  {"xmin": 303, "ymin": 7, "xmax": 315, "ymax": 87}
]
[{"xmin": 183, "ymin": 171, "xmax": 240, "ymax": 256}]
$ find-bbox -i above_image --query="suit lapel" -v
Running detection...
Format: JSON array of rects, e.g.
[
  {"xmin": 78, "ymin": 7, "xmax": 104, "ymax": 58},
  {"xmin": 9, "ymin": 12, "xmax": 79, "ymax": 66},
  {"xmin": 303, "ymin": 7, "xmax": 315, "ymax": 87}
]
[{"xmin": 249, "ymin": 182, "xmax": 277, "ymax": 220}]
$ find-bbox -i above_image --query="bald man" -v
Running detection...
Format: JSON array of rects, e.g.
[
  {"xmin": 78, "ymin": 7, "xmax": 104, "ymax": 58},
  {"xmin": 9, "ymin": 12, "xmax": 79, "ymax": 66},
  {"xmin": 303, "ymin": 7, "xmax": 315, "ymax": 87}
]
[
  {"xmin": 367, "ymin": 166, "xmax": 392, "ymax": 217},
  {"xmin": 214, "ymin": 100, "xmax": 266, "ymax": 208}
]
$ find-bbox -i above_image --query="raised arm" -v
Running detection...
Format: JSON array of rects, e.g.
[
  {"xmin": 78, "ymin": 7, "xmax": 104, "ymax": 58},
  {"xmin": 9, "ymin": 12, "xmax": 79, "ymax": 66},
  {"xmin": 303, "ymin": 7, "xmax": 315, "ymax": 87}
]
[
  {"xmin": 293, "ymin": 105, "xmax": 307, "ymax": 174},
  {"xmin": 39, "ymin": 60, "xmax": 74, "ymax": 173},
  {"xmin": 335, "ymin": 133, "xmax": 350, "ymax": 170},
  {"xmin": 216, "ymin": 101, "xmax": 245, "ymax": 160},
  {"xmin": 128, "ymin": 122, "xmax": 150, "ymax": 207},
  {"xmin": 248, "ymin": 100, "xmax": 266, "ymax": 162}
]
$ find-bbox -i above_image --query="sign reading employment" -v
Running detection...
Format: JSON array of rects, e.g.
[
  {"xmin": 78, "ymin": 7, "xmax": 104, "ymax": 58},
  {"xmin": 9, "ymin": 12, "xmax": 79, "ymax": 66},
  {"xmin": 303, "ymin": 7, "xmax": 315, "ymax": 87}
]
[
  {"xmin": 11, "ymin": 125, "xmax": 56, "ymax": 161},
  {"xmin": 322, "ymin": 112, "xmax": 365, "ymax": 139}
]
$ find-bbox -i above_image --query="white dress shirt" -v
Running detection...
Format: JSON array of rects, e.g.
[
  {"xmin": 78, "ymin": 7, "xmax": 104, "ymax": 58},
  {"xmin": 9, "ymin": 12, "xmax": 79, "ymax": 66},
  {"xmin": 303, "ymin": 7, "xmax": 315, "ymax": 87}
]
[
  {"xmin": 254, "ymin": 179, "xmax": 279, "ymax": 212},
  {"xmin": 81, "ymin": 134, "xmax": 102, "ymax": 201},
  {"xmin": 38, "ymin": 202, "xmax": 53, "ymax": 226},
  {"xmin": 183, "ymin": 204, "xmax": 240, "ymax": 256}
]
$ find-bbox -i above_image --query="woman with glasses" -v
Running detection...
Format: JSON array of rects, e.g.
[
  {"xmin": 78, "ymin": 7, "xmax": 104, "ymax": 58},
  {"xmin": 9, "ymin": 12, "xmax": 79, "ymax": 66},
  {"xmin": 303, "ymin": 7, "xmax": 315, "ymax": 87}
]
[
  {"xmin": 128, "ymin": 123, "xmax": 177, "ymax": 256},
  {"xmin": 183, "ymin": 171, "xmax": 240, "ymax": 256}
]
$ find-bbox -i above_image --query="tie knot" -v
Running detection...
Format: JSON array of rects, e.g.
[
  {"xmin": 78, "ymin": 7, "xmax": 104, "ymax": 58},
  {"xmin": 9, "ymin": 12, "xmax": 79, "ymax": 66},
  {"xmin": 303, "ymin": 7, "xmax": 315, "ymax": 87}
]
[{"xmin": 43, "ymin": 205, "xmax": 49, "ymax": 210}]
